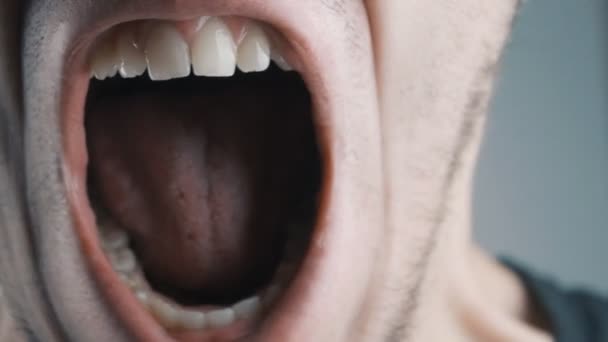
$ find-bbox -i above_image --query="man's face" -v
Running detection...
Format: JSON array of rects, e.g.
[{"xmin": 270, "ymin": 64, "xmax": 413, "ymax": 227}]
[{"xmin": 0, "ymin": 1, "xmax": 518, "ymax": 341}]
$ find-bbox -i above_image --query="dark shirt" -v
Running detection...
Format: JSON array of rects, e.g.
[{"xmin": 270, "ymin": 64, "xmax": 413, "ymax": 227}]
[{"xmin": 505, "ymin": 260, "xmax": 608, "ymax": 342}]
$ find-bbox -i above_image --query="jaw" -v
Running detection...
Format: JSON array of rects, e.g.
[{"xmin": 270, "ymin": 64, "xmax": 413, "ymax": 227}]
[{"xmin": 20, "ymin": 1, "xmax": 384, "ymax": 341}]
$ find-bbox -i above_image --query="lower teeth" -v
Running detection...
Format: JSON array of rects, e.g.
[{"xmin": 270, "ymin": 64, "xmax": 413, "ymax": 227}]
[{"xmin": 96, "ymin": 213, "xmax": 306, "ymax": 331}]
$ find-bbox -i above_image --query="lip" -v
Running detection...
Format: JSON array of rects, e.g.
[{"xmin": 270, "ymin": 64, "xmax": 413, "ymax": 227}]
[{"xmin": 58, "ymin": 1, "xmax": 382, "ymax": 341}]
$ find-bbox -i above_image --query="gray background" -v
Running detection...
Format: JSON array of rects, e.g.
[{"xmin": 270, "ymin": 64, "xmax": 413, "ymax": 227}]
[{"xmin": 475, "ymin": 0, "xmax": 608, "ymax": 293}]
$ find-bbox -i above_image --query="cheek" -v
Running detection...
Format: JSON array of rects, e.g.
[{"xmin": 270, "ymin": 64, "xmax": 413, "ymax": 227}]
[
  {"xmin": 365, "ymin": 0, "xmax": 519, "ymax": 192},
  {"xmin": 366, "ymin": 1, "xmax": 469, "ymax": 154},
  {"xmin": 360, "ymin": 0, "xmax": 519, "ymax": 334}
]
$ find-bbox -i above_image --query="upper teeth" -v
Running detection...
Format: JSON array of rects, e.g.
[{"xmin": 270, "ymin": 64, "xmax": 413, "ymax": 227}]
[
  {"xmin": 191, "ymin": 17, "xmax": 237, "ymax": 77},
  {"xmin": 145, "ymin": 23, "xmax": 192, "ymax": 81},
  {"xmin": 90, "ymin": 17, "xmax": 292, "ymax": 81},
  {"xmin": 116, "ymin": 27, "xmax": 147, "ymax": 78},
  {"xmin": 236, "ymin": 23, "xmax": 271, "ymax": 73}
]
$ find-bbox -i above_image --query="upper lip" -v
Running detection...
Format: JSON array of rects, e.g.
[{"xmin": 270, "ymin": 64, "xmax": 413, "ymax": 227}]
[{"xmin": 54, "ymin": 1, "xmax": 381, "ymax": 341}]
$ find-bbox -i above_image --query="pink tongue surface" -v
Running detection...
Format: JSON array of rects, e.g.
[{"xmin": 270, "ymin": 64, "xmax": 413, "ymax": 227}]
[{"xmin": 86, "ymin": 79, "xmax": 313, "ymax": 303}]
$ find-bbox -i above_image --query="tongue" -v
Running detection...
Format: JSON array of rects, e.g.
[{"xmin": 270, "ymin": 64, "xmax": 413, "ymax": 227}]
[{"xmin": 86, "ymin": 75, "xmax": 314, "ymax": 303}]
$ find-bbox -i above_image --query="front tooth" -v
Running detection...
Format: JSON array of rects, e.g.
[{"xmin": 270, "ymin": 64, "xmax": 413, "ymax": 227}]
[
  {"xmin": 233, "ymin": 297, "xmax": 261, "ymax": 319},
  {"xmin": 135, "ymin": 290, "xmax": 150, "ymax": 308},
  {"xmin": 176, "ymin": 310, "xmax": 207, "ymax": 330},
  {"xmin": 91, "ymin": 37, "xmax": 119, "ymax": 80},
  {"xmin": 237, "ymin": 23, "xmax": 271, "ymax": 73},
  {"xmin": 149, "ymin": 295, "xmax": 179, "ymax": 328},
  {"xmin": 101, "ymin": 225, "xmax": 129, "ymax": 251},
  {"xmin": 192, "ymin": 18, "xmax": 237, "ymax": 77},
  {"xmin": 206, "ymin": 308, "xmax": 236, "ymax": 328},
  {"xmin": 271, "ymin": 52, "xmax": 293, "ymax": 72},
  {"xmin": 109, "ymin": 249, "xmax": 137, "ymax": 274},
  {"xmin": 117, "ymin": 29, "xmax": 147, "ymax": 78},
  {"xmin": 145, "ymin": 23, "xmax": 191, "ymax": 81}
]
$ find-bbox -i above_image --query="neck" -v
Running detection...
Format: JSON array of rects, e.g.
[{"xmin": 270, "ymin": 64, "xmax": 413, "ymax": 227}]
[
  {"xmin": 409, "ymin": 114, "xmax": 552, "ymax": 342},
  {"xmin": 414, "ymin": 205, "xmax": 553, "ymax": 342},
  {"xmin": 446, "ymin": 246, "xmax": 552, "ymax": 342}
]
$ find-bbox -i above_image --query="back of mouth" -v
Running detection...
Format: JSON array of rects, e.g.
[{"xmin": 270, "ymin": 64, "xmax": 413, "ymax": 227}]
[{"xmin": 78, "ymin": 15, "xmax": 322, "ymax": 337}]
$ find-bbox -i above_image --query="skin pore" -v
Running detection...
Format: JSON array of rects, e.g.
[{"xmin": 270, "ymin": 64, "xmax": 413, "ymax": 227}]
[{"xmin": 0, "ymin": 0, "xmax": 553, "ymax": 341}]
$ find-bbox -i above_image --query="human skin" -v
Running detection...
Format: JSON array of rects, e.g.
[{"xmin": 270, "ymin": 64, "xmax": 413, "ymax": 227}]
[{"xmin": 0, "ymin": 0, "xmax": 553, "ymax": 341}]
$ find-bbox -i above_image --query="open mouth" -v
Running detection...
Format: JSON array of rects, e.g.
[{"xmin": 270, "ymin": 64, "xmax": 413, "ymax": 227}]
[
  {"xmin": 57, "ymin": 2, "xmax": 380, "ymax": 341},
  {"xmin": 67, "ymin": 15, "xmax": 324, "ymax": 340},
  {"xmin": 89, "ymin": 14, "xmax": 323, "ymax": 332}
]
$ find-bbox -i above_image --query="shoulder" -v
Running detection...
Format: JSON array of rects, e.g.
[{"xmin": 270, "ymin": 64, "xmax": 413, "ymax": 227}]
[{"xmin": 503, "ymin": 259, "xmax": 608, "ymax": 342}]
